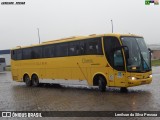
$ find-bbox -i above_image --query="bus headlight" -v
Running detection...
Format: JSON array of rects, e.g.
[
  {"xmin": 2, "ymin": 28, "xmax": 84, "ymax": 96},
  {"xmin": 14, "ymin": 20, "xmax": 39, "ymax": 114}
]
[
  {"xmin": 149, "ymin": 74, "xmax": 152, "ymax": 78},
  {"xmin": 128, "ymin": 77, "xmax": 137, "ymax": 80}
]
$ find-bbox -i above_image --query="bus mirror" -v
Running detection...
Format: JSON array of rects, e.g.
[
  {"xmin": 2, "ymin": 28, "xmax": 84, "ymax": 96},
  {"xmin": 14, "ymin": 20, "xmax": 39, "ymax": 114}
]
[
  {"xmin": 148, "ymin": 48, "xmax": 152, "ymax": 62},
  {"xmin": 148, "ymin": 48, "xmax": 152, "ymax": 53}
]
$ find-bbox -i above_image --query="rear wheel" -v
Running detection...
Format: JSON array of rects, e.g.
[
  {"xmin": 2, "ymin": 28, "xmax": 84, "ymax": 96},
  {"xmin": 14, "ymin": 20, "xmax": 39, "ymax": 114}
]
[
  {"xmin": 98, "ymin": 76, "xmax": 106, "ymax": 92},
  {"xmin": 24, "ymin": 74, "xmax": 32, "ymax": 86},
  {"xmin": 32, "ymin": 75, "xmax": 39, "ymax": 87}
]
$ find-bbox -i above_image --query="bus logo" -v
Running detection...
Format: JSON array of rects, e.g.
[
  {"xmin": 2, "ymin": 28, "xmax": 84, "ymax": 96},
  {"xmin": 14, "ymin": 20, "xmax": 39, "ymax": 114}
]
[
  {"xmin": 145, "ymin": 0, "xmax": 159, "ymax": 5},
  {"xmin": 2, "ymin": 112, "xmax": 11, "ymax": 117}
]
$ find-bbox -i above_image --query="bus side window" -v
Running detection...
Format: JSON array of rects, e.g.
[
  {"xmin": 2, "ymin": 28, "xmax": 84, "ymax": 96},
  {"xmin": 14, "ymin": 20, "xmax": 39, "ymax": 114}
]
[
  {"xmin": 87, "ymin": 38, "xmax": 102, "ymax": 55},
  {"xmin": 97, "ymin": 38, "xmax": 103, "ymax": 55},
  {"xmin": 43, "ymin": 45, "xmax": 54, "ymax": 58},
  {"xmin": 79, "ymin": 40, "xmax": 86, "ymax": 55},
  {"xmin": 86, "ymin": 40, "xmax": 97, "ymax": 55},
  {"xmin": 55, "ymin": 43, "xmax": 68, "ymax": 57},
  {"xmin": 31, "ymin": 47, "xmax": 42, "ymax": 59},
  {"xmin": 23, "ymin": 48, "xmax": 32, "ymax": 60},
  {"xmin": 16, "ymin": 49, "xmax": 22, "ymax": 60},
  {"xmin": 69, "ymin": 41, "xmax": 79, "ymax": 56},
  {"xmin": 51, "ymin": 45, "xmax": 55, "ymax": 57},
  {"xmin": 86, "ymin": 38, "xmax": 103, "ymax": 55},
  {"xmin": 11, "ymin": 50, "xmax": 16, "ymax": 60},
  {"xmin": 114, "ymin": 50, "xmax": 124, "ymax": 69},
  {"xmin": 43, "ymin": 46, "xmax": 50, "ymax": 58}
]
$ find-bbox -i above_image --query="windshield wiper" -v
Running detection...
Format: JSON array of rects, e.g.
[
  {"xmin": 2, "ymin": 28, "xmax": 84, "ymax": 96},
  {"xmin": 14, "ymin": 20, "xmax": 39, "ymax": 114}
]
[
  {"xmin": 135, "ymin": 38, "xmax": 150, "ymax": 71},
  {"xmin": 136, "ymin": 40, "xmax": 150, "ymax": 70},
  {"xmin": 140, "ymin": 52, "xmax": 150, "ymax": 70}
]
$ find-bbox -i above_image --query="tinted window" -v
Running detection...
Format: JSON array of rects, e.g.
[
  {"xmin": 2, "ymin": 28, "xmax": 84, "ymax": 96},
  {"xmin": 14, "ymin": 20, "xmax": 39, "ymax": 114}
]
[
  {"xmin": 23, "ymin": 48, "xmax": 32, "ymax": 59},
  {"xmin": 43, "ymin": 45, "xmax": 55, "ymax": 58},
  {"xmin": 12, "ymin": 37, "xmax": 103, "ymax": 60},
  {"xmin": 55, "ymin": 43, "xmax": 68, "ymax": 57},
  {"xmin": 86, "ymin": 38, "xmax": 102, "ymax": 55},
  {"xmin": 79, "ymin": 40, "xmax": 86, "ymax": 55},
  {"xmin": 16, "ymin": 49, "xmax": 22, "ymax": 60},
  {"xmin": 31, "ymin": 47, "xmax": 42, "ymax": 59},
  {"xmin": 11, "ymin": 49, "xmax": 22, "ymax": 60},
  {"xmin": 104, "ymin": 36, "xmax": 124, "ymax": 71},
  {"xmin": 114, "ymin": 50, "xmax": 124, "ymax": 70},
  {"xmin": 68, "ymin": 41, "xmax": 80, "ymax": 56},
  {"xmin": 11, "ymin": 50, "xmax": 16, "ymax": 60}
]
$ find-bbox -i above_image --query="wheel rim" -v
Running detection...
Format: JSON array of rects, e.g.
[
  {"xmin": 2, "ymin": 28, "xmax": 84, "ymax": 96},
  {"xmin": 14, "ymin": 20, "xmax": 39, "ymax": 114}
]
[
  {"xmin": 98, "ymin": 77, "xmax": 106, "ymax": 92},
  {"xmin": 25, "ymin": 75, "xmax": 31, "ymax": 86},
  {"xmin": 32, "ymin": 75, "xmax": 39, "ymax": 86},
  {"xmin": 99, "ymin": 80, "xmax": 102, "ymax": 86}
]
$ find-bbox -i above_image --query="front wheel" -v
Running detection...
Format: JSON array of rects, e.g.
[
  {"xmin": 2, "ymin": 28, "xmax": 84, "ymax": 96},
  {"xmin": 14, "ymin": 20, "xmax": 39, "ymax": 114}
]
[
  {"xmin": 24, "ymin": 74, "xmax": 32, "ymax": 86},
  {"xmin": 98, "ymin": 76, "xmax": 106, "ymax": 92},
  {"xmin": 120, "ymin": 87, "xmax": 128, "ymax": 93}
]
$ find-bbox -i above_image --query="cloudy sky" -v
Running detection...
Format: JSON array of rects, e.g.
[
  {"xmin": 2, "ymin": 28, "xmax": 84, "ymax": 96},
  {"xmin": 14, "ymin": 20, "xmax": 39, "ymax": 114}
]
[{"xmin": 0, "ymin": 0, "xmax": 160, "ymax": 50}]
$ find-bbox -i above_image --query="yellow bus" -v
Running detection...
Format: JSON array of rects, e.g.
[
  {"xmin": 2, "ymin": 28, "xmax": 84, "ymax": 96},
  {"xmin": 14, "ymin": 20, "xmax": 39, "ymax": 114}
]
[{"xmin": 11, "ymin": 34, "xmax": 152, "ymax": 92}]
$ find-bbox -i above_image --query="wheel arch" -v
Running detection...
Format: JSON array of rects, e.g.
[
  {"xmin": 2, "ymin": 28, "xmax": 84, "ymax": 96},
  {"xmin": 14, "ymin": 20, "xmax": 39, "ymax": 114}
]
[
  {"xmin": 31, "ymin": 73, "xmax": 39, "ymax": 79},
  {"xmin": 23, "ymin": 73, "xmax": 30, "ymax": 82},
  {"xmin": 92, "ymin": 73, "xmax": 107, "ymax": 86}
]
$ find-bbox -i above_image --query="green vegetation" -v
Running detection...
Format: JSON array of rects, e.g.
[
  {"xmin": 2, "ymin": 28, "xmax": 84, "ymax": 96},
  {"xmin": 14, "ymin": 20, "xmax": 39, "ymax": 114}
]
[
  {"xmin": 152, "ymin": 60, "xmax": 160, "ymax": 66},
  {"xmin": 5, "ymin": 66, "xmax": 11, "ymax": 71}
]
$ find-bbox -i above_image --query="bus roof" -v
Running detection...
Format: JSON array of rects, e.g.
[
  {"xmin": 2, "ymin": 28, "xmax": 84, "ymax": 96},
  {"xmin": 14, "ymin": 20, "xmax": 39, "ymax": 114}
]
[{"xmin": 11, "ymin": 33, "xmax": 143, "ymax": 50}]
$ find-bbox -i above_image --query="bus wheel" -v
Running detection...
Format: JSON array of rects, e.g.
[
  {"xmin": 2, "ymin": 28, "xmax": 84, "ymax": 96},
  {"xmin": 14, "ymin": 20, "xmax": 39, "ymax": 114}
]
[
  {"xmin": 98, "ymin": 76, "xmax": 106, "ymax": 92},
  {"xmin": 32, "ymin": 75, "xmax": 39, "ymax": 87},
  {"xmin": 24, "ymin": 74, "xmax": 32, "ymax": 86},
  {"xmin": 120, "ymin": 87, "xmax": 128, "ymax": 93}
]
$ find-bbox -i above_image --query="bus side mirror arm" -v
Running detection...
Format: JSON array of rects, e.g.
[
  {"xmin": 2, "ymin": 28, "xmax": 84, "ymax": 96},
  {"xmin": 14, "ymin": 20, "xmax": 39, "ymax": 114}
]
[
  {"xmin": 148, "ymin": 48, "xmax": 152, "ymax": 67},
  {"xmin": 148, "ymin": 48, "xmax": 152, "ymax": 53}
]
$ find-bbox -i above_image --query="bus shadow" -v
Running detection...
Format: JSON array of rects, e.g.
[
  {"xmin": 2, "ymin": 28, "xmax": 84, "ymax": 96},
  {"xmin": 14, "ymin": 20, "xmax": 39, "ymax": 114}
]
[
  {"xmin": 37, "ymin": 83, "xmax": 95, "ymax": 91},
  {"xmin": 36, "ymin": 83, "xmax": 151, "ymax": 94},
  {"xmin": 38, "ymin": 83, "xmax": 62, "ymax": 88}
]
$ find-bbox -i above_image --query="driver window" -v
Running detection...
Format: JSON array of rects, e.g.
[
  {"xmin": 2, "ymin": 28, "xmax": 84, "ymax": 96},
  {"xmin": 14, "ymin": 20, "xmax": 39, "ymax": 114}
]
[{"xmin": 114, "ymin": 50, "xmax": 124, "ymax": 71}]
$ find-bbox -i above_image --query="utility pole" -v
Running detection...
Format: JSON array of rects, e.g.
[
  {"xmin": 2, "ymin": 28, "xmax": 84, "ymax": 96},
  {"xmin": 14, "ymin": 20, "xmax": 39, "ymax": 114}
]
[
  {"xmin": 111, "ymin": 19, "xmax": 113, "ymax": 33},
  {"xmin": 37, "ymin": 28, "xmax": 41, "ymax": 44}
]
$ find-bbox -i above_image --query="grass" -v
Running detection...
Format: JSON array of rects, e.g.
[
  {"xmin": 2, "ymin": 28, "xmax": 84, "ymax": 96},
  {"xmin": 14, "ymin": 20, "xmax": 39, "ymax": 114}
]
[
  {"xmin": 5, "ymin": 66, "xmax": 11, "ymax": 71},
  {"xmin": 151, "ymin": 60, "xmax": 160, "ymax": 66}
]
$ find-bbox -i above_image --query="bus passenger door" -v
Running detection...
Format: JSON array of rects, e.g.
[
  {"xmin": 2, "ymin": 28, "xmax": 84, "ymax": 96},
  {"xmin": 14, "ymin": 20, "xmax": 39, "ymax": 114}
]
[
  {"xmin": 113, "ymin": 49, "xmax": 126, "ymax": 87},
  {"xmin": 103, "ymin": 36, "xmax": 126, "ymax": 87}
]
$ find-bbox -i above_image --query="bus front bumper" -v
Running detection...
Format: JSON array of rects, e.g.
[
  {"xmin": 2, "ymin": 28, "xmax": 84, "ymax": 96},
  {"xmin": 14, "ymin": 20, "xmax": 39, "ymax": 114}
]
[{"xmin": 127, "ymin": 77, "xmax": 152, "ymax": 87}]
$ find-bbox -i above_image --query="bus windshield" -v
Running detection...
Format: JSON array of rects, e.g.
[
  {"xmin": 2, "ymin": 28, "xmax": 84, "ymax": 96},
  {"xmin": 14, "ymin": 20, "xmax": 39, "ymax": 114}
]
[{"xmin": 121, "ymin": 36, "xmax": 151, "ymax": 72}]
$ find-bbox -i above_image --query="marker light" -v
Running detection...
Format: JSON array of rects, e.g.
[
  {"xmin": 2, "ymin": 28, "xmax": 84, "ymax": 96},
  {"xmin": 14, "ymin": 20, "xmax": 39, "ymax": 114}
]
[{"xmin": 128, "ymin": 77, "xmax": 136, "ymax": 80}]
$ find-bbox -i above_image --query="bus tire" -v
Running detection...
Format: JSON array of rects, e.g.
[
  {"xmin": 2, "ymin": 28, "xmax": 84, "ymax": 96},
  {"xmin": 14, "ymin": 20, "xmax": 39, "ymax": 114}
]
[
  {"xmin": 32, "ymin": 74, "xmax": 39, "ymax": 87},
  {"xmin": 24, "ymin": 74, "xmax": 32, "ymax": 86},
  {"xmin": 98, "ymin": 76, "xmax": 106, "ymax": 92},
  {"xmin": 120, "ymin": 87, "xmax": 128, "ymax": 93}
]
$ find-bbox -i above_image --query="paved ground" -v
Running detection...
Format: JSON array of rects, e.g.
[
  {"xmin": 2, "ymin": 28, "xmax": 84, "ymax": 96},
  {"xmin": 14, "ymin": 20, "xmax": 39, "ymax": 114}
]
[{"xmin": 0, "ymin": 67, "xmax": 160, "ymax": 120}]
